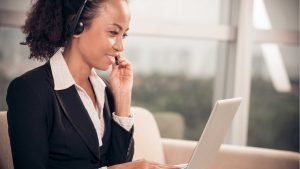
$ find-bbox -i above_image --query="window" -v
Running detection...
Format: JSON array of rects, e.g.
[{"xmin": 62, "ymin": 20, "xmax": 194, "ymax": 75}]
[
  {"xmin": 248, "ymin": 0, "xmax": 299, "ymax": 152},
  {"xmin": 249, "ymin": 44, "xmax": 299, "ymax": 152},
  {"xmin": 123, "ymin": 36, "xmax": 219, "ymax": 139}
]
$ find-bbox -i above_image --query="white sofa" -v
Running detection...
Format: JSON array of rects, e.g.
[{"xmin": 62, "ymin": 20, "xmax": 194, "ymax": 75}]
[{"xmin": 1, "ymin": 108, "xmax": 299, "ymax": 169}]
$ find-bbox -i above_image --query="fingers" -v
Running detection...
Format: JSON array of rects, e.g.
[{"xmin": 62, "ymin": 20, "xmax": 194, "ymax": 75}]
[
  {"xmin": 116, "ymin": 56, "xmax": 132, "ymax": 70},
  {"xmin": 150, "ymin": 163, "xmax": 180, "ymax": 169},
  {"xmin": 111, "ymin": 56, "xmax": 133, "ymax": 78},
  {"xmin": 155, "ymin": 164, "xmax": 180, "ymax": 169},
  {"xmin": 133, "ymin": 159, "xmax": 180, "ymax": 169},
  {"xmin": 112, "ymin": 55, "xmax": 132, "ymax": 70}
]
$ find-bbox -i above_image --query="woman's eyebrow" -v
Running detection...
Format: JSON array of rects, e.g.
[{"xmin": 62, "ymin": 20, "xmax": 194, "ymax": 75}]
[{"xmin": 110, "ymin": 23, "xmax": 129, "ymax": 31}]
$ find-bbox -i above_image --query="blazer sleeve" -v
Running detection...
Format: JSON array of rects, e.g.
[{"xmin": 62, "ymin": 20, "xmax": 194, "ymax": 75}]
[
  {"xmin": 6, "ymin": 77, "xmax": 48, "ymax": 169},
  {"xmin": 106, "ymin": 121, "xmax": 134, "ymax": 166},
  {"xmin": 103, "ymin": 79, "xmax": 134, "ymax": 166}
]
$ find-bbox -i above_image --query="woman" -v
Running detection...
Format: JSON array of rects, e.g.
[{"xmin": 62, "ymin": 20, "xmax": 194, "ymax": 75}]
[{"xmin": 6, "ymin": 0, "xmax": 178, "ymax": 168}]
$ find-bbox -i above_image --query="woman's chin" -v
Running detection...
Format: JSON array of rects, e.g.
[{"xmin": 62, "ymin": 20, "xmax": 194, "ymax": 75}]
[
  {"xmin": 93, "ymin": 58, "xmax": 114, "ymax": 71},
  {"xmin": 94, "ymin": 64, "xmax": 111, "ymax": 71}
]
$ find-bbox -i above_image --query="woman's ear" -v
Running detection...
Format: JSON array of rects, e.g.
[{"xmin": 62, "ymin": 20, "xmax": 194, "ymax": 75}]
[{"xmin": 72, "ymin": 34, "xmax": 81, "ymax": 38}]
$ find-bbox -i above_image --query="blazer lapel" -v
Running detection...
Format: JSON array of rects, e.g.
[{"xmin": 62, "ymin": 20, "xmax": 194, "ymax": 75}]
[
  {"xmin": 55, "ymin": 86, "xmax": 100, "ymax": 160},
  {"xmin": 100, "ymin": 91, "xmax": 112, "ymax": 155},
  {"xmin": 45, "ymin": 62, "xmax": 100, "ymax": 160}
]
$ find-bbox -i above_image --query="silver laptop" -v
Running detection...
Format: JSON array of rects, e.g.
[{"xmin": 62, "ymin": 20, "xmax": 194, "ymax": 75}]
[{"xmin": 176, "ymin": 97, "xmax": 242, "ymax": 169}]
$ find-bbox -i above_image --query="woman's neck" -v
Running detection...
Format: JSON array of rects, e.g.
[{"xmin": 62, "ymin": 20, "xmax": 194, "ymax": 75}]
[{"xmin": 62, "ymin": 47, "xmax": 91, "ymax": 86}]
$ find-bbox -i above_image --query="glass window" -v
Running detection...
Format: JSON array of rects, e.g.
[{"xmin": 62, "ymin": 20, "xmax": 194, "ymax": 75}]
[
  {"xmin": 263, "ymin": 0, "xmax": 299, "ymax": 31},
  {"xmin": 121, "ymin": 36, "xmax": 219, "ymax": 140},
  {"xmin": 249, "ymin": 0, "xmax": 299, "ymax": 152},
  {"xmin": 0, "ymin": 0, "xmax": 31, "ymax": 11},
  {"xmin": 248, "ymin": 44, "xmax": 299, "ymax": 152},
  {"xmin": 129, "ymin": 0, "xmax": 222, "ymax": 25},
  {"xmin": 124, "ymin": 0, "xmax": 227, "ymax": 140}
]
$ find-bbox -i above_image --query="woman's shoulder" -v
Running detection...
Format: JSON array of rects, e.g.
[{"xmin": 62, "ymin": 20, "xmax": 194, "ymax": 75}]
[
  {"xmin": 6, "ymin": 63, "xmax": 53, "ymax": 129},
  {"xmin": 20, "ymin": 62, "xmax": 51, "ymax": 82},
  {"xmin": 8, "ymin": 62, "xmax": 53, "ymax": 95}
]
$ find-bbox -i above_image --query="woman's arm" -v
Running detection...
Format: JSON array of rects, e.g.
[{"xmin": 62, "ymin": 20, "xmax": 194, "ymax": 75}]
[
  {"xmin": 105, "ymin": 55, "xmax": 134, "ymax": 166},
  {"xmin": 109, "ymin": 56, "xmax": 133, "ymax": 117},
  {"xmin": 106, "ymin": 120, "xmax": 134, "ymax": 165},
  {"xmin": 6, "ymin": 77, "xmax": 48, "ymax": 169},
  {"xmin": 105, "ymin": 57, "xmax": 179, "ymax": 169}
]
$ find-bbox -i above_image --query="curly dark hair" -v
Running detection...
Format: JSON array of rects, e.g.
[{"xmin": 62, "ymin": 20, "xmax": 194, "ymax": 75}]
[{"xmin": 22, "ymin": 0, "xmax": 106, "ymax": 61}]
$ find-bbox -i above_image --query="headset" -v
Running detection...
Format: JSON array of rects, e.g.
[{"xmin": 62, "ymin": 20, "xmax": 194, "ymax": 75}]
[{"xmin": 72, "ymin": 0, "xmax": 89, "ymax": 35}]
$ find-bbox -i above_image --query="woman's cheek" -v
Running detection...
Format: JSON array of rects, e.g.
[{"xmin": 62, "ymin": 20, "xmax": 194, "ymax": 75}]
[{"xmin": 108, "ymin": 37, "xmax": 116, "ymax": 48}]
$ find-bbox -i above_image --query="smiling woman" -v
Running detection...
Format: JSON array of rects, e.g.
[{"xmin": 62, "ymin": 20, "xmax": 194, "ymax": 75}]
[{"xmin": 5, "ymin": 0, "xmax": 178, "ymax": 169}]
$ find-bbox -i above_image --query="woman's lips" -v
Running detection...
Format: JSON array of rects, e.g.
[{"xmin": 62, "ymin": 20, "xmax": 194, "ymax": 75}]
[{"xmin": 106, "ymin": 55, "xmax": 116, "ymax": 64}]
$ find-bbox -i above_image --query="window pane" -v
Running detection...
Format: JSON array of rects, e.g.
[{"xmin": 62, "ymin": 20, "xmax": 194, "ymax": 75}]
[
  {"xmin": 129, "ymin": 0, "xmax": 222, "ymax": 25},
  {"xmin": 122, "ymin": 36, "xmax": 219, "ymax": 140},
  {"xmin": 263, "ymin": 0, "xmax": 299, "ymax": 31},
  {"xmin": 0, "ymin": 0, "xmax": 31, "ymax": 11},
  {"xmin": 248, "ymin": 44, "xmax": 299, "ymax": 152}
]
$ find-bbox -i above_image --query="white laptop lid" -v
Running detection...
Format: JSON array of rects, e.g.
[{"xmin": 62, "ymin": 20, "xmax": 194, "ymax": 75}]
[{"xmin": 186, "ymin": 97, "xmax": 242, "ymax": 169}]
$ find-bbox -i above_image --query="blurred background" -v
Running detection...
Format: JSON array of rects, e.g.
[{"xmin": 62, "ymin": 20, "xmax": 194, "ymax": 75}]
[{"xmin": 0, "ymin": 0, "xmax": 299, "ymax": 152}]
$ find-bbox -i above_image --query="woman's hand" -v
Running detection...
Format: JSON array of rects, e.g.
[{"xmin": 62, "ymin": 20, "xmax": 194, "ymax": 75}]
[
  {"xmin": 109, "ymin": 55, "xmax": 133, "ymax": 117},
  {"xmin": 108, "ymin": 159, "xmax": 180, "ymax": 169}
]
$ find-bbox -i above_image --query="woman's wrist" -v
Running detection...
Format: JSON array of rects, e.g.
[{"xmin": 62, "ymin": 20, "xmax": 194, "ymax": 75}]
[{"xmin": 114, "ymin": 92, "xmax": 132, "ymax": 117}]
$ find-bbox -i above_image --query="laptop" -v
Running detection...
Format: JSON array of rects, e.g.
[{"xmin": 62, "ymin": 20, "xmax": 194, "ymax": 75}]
[{"xmin": 175, "ymin": 97, "xmax": 242, "ymax": 169}]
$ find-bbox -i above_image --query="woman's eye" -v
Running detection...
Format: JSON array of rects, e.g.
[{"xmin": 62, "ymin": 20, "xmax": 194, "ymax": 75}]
[
  {"xmin": 123, "ymin": 34, "xmax": 128, "ymax": 39},
  {"xmin": 109, "ymin": 31, "xmax": 128, "ymax": 39},
  {"xmin": 109, "ymin": 31, "xmax": 118, "ymax": 36}
]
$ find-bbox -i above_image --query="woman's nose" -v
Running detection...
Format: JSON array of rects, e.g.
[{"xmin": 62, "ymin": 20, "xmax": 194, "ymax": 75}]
[{"xmin": 113, "ymin": 38, "xmax": 124, "ymax": 52}]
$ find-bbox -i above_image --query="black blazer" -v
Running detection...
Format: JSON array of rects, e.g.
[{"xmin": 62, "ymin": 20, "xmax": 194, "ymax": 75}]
[{"xmin": 6, "ymin": 62, "xmax": 134, "ymax": 169}]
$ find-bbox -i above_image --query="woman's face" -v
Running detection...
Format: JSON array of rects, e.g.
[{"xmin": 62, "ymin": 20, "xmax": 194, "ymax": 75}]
[{"xmin": 74, "ymin": 0, "xmax": 131, "ymax": 70}]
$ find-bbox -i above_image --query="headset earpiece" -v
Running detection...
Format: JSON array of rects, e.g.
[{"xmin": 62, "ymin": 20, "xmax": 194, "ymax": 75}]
[
  {"xmin": 71, "ymin": 0, "xmax": 88, "ymax": 35},
  {"xmin": 74, "ymin": 21, "xmax": 84, "ymax": 35}
]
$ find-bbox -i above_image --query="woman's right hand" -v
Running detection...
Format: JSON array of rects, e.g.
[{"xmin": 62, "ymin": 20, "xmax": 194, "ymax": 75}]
[{"xmin": 108, "ymin": 159, "xmax": 180, "ymax": 169}]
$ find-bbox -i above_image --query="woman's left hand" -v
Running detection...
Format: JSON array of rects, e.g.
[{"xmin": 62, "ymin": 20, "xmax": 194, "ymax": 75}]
[{"xmin": 108, "ymin": 55, "xmax": 133, "ymax": 117}]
